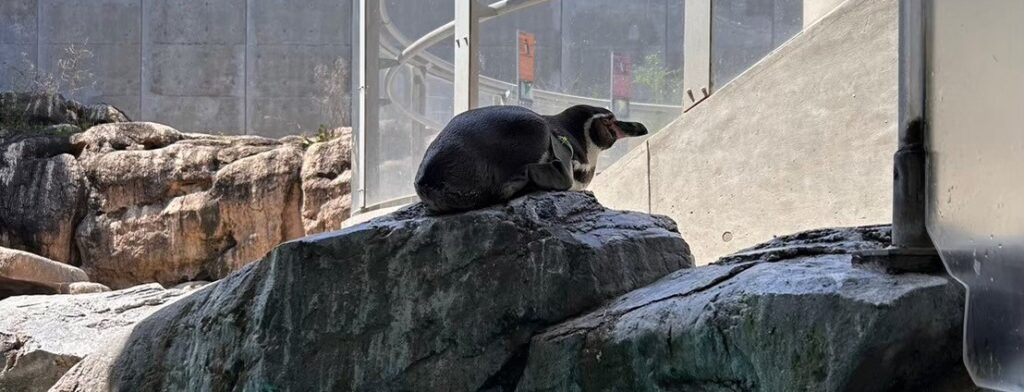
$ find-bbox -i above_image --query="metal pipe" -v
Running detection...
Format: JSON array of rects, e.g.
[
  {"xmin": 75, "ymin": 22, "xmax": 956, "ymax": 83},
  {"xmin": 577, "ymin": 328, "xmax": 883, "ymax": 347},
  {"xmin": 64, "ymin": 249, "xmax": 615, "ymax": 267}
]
[{"xmin": 893, "ymin": 0, "xmax": 934, "ymax": 249}]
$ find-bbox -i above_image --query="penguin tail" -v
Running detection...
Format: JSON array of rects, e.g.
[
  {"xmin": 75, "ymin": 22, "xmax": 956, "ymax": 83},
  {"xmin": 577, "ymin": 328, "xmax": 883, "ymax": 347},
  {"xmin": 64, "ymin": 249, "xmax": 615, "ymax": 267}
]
[{"xmin": 415, "ymin": 177, "xmax": 492, "ymax": 215}]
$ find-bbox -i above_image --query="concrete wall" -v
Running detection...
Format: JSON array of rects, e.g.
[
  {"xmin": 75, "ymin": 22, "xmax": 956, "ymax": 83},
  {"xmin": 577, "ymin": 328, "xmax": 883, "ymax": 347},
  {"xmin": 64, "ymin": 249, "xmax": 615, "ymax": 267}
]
[
  {"xmin": 803, "ymin": 0, "xmax": 846, "ymax": 27},
  {"xmin": 3, "ymin": 0, "xmax": 686, "ymax": 136},
  {"xmin": 590, "ymin": 0, "xmax": 897, "ymax": 264},
  {"xmin": 0, "ymin": 0, "xmax": 351, "ymax": 137}
]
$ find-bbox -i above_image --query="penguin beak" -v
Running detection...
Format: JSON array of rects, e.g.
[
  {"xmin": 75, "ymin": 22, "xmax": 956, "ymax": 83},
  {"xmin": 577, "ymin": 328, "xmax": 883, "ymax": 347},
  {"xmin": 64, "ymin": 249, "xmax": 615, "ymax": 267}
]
[{"xmin": 612, "ymin": 121, "xmax": 648, "ymax": 139}]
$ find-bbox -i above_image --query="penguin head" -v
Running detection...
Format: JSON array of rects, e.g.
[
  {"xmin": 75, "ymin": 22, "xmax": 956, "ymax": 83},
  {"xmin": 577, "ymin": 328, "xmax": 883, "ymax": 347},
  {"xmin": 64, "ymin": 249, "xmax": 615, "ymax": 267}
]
[{"xmin": 562, "ymin": 105, "xmax": 649, "ymax": 151}]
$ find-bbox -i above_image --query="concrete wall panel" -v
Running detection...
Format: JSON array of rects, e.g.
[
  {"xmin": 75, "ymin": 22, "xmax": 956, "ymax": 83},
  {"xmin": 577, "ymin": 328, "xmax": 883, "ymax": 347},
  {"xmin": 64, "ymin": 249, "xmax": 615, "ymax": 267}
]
[
  {"xmin": 250, "ymin": 97, "xmax": 330, "ymax": 138},
  {"xmin": 804, "ymin": 0, "xmax": 846, "ymax": 28},
  {"xmin": 146, "ymin": 0, "xmax": 244, "ymax": 44},
  {"xmin": 590, "ymin": 141, "xmax": 650, "ymax": 214},
  {"xmin": 38, "ymin": 43, "xmax": 140, "ymax": 96},
  {"xmin": 143, "ymin": 95, "xmax": 243, "ymax": 133},
  {"xmin": 39, "ymin": 0, "xmax": 140, "ymax": 44},
  {"xmin": 592, "ymin": 0, "xmax": 897, "ymax": 264},
  {"xmin": 251, "ymin": 0, "xmax": 351, "ymax": 45},
  {"xmin": 0, "ymin": 0, "xmax": 37, "ymax": 44},
  {"xmin": 147, "ymin": 44, "xmax": 244, "ymax": 97},
  {"xmin": 0, "ymin": 45, "xmax": 36, "ymax": 90},
  {"xmin": 250, "ymin": 45, "xmax": 347, "ymax": 97}
]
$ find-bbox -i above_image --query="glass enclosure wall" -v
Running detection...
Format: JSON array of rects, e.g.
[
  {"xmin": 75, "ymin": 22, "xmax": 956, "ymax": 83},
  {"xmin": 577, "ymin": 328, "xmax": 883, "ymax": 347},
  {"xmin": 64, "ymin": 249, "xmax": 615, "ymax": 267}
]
[
  {"xmin": 354, "ymin": 0, "xmax": 839, "ymax": 213},
  {"xmin": 370, "ymin": 0, "xmax": 454, "ymax": 205},
  {"xmin": 474, "ymin": 0, "xmax": 685, "ymax": 170},
  {"xmin": 711, "ymin": 0, "xmax": 803, "ymax": 89}
]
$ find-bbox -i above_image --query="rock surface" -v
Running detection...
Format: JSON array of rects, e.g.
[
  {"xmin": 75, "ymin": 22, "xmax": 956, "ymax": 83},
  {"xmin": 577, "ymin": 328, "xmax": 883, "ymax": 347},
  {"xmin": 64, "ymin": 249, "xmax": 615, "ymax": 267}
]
[
  {"xmin": 0, "ymin": 115, "xmax": 353, "ymax": 289},
  {"xmin": 517, "ymin": 225, "xmax": 977, "ymax": 392},
  {"xmin": 300, "ymin": 130, "xmax": 353, "ymax": 234},
  {"xmin": 0, "ymin": 92, "xmax": 128, "ymax": 139},
  {"xmin": 0, "ymin": 284, "xmax": 195, "ymax": 392},
  {"xmin": 0, "ymin": 135, "xmax": 89, "ymax": 264},
  {"xmin": 54, "ymin": 192, "xmax": 694, "ymax": 391},
  {"xmin": 72, "ymin": 122, "xmax": 307, "ymax": 289},
  {"xmin": 0, "ymin": 247, "xmax": 89, "ymax": 299}
]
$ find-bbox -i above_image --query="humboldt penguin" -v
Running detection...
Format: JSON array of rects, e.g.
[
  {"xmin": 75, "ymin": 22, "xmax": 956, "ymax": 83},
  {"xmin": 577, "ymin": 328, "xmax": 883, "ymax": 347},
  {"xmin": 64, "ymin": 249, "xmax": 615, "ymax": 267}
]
[{"xmin": 414, "ymin": 104, "xmax": 648, "ymax": 214}]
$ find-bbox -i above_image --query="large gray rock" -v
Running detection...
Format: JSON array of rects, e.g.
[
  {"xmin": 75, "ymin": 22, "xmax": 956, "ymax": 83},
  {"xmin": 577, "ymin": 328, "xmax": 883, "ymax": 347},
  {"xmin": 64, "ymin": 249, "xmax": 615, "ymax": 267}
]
[
  {"xmin": 517, "ymin": 225, "xmax": 977, "ymax": 392},
  {"xmin": 0, "ymin": 93, "xmax": 79, "ymax": 133},
  {"xmin": 0, "ymin": 92, "xmax": 128, "ymax": 139},
  {"xmin": 0, "ymin": 284, "xmax": 196, "ymax": 392},
  {"xmin": 0, "ymin": 135, "xmax": 89, "ymax": 264},
  {"xmin": 55, "ymin": 192, "xmax": 693, "ymax": 391}
]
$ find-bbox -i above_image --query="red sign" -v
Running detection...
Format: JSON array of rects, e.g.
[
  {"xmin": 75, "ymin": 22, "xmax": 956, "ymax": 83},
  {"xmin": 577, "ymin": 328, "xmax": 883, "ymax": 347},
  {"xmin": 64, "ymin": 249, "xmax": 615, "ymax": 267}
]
[
  {"xmin": 611, "ymin": 52, "xmax": 632, "ymax": 99},
  {"xmin": 518, "ymin": 32, "xmax": 536, "ymax": 83}
]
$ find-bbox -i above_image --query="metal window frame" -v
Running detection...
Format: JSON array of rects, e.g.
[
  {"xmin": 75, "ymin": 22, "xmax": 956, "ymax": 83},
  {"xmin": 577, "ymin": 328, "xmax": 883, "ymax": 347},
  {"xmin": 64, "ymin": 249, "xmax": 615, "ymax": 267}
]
[
  {"xmin": 352, "ymin": 0, "xmax": 381, "ymax": 213},
  {"xmin": 683, "ymin": 0, "xmax": 712, "ymax": 111}
]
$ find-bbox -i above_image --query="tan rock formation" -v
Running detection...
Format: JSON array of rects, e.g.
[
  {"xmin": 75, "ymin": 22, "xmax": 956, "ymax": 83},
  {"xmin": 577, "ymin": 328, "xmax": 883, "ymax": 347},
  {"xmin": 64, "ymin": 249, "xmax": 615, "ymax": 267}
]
[
  {"xmin": 1, "ymin": 117, "xmax": 352, "ymax": 290},
  {"xmin": 0, "ymin": 247, "xmax": 89, "ymax": 299},
  {"xmin": 72, "ymin": 122, "xmax": 307, "ymax": 289},
  {"xmin": 300, "ymin": 129, "xmax": 352, "ymax": 234}
]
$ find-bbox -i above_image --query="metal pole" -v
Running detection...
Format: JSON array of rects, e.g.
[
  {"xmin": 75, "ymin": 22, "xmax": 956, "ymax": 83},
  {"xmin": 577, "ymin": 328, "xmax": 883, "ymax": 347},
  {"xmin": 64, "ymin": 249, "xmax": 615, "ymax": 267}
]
[
  {"xmin": 853, "ymin": 0, "xmax": 938, "ymax": 273},
  {"xmin": 454, "ymin": 0, "xmax": 482, "ymax": 114},
  {"xmin": 893, "ymin": 0, "xmax": 934, "ymax": 249},
  {"xmin": 682, "ymin": 0, "xmax": 711, "ymax": 111},
  {"xmin": 354, "ymin": 0, "xmax": 381, "ymax": 212}
]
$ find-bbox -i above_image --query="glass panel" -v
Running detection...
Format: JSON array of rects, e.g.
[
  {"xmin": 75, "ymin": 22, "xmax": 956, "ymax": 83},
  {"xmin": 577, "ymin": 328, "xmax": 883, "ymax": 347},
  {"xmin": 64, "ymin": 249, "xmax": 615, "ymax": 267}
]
[
  {"xmin": 476, "ymin": 0, "xmax": 686, "ymax": 172},
  {"xmin": 711, "ymin": 0, "xmax": 802, "ymax": 89},
  {"xmin": 366, "ymin": 0, "xmax": 454, "ymax": 206},
  {"xmin": 926, "ymin": 1, "xmax": 1024, "ymax": 389}
]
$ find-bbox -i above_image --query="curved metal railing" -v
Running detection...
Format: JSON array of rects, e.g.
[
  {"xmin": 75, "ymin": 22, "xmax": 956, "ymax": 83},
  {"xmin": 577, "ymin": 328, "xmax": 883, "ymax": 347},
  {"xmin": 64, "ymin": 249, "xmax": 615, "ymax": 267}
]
[{"xmin": 377, "ymin": 0, "xmax": 682, "ymax": 131}]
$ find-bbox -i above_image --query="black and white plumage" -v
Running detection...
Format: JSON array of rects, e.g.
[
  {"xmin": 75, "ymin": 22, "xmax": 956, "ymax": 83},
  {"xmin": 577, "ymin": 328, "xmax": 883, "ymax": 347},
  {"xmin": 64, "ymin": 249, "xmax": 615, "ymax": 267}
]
[{"xmin": 414, "ymin": 104, "xmax": 648, "ymax": 214}]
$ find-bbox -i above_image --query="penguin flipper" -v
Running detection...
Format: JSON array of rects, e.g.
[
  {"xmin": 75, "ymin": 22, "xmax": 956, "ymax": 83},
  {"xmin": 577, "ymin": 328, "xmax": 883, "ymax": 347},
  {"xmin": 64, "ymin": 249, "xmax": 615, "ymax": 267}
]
[{"xmin": 524, "ymin": 160, "xmax": 574, "ymax": 191}]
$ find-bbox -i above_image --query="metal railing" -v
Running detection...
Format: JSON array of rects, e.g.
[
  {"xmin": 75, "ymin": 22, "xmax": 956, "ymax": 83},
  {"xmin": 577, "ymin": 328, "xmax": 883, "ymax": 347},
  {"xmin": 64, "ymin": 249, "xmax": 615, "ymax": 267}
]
[{"xmin": 354, "ymin": 0, "xmax": 685, "ymax": 213}]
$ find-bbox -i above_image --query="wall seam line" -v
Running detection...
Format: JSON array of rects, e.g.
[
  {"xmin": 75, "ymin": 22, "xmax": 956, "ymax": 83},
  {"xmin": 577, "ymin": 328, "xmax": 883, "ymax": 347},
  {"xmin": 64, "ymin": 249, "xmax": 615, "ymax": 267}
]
[
  {"xmin": 139, "ymin": 0, "xmax": 143, "ymax": 118},
  {"xmin": 646, "ymin": 139, "xmax": 652, "ymax": 213}
]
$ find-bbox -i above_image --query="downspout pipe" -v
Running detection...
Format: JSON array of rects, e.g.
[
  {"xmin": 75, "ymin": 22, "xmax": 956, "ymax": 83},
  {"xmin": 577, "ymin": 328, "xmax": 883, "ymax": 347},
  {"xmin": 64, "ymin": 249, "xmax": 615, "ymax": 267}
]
[
  {"xmin": 852, "ymin": 0, "xmax": 938, "ymax": 273},
  {"xmin": 893, "ymin": 0, "xmax": 935, "ymax": 249}
]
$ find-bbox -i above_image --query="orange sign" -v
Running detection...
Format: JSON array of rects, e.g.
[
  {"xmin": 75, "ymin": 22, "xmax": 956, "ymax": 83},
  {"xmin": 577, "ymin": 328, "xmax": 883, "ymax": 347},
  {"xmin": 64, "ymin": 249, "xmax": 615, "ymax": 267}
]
[{"xmin": 518, "ymin": 31, "xmax": 536, "ymax": 83}]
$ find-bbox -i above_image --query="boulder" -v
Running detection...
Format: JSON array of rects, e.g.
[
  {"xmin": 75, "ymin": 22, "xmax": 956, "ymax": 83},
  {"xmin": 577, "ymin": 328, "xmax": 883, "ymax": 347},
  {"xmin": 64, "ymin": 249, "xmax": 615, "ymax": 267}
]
[
  {"xmin": 65, "ymin": 282, "xmax": 110, "ymax": 294},
  {"xmin": 300, "ymin": 128, "xmax": 352, "ymax": 233},
  {"xmin": 0, "ymin": 92, "xmax": 128, "ymax": 139},
  {"xmin": 0, "ymin": 93, "xmax": 79, "ymax": 133},
  {"xmin": 72, "ymin": 122, "xmax": 307, "ymax": 289},
  {"xmin": 517, "ymin": 225, "xmax": 977, "ymax": 392},
  {"xmin": 79, "ymin": 103, "xmax": 130, "ymax": 126},
  {"xmin": 0, "ymin": 135, "xmax": 89, "ymax": 264},
  {"xmin": 53, "ymin": 192, "xmax": 694, "ymax": 391},
  {"xmin": 69, "ymin": 122, "xmax": 186, "ymax": 154},
  {"xmin": 0, "ymin": 284, "xmax": 197, "ymax": 392},
  {"xmin": 0, "ymin": 247, "xmax": 89, "ymax": 299}
]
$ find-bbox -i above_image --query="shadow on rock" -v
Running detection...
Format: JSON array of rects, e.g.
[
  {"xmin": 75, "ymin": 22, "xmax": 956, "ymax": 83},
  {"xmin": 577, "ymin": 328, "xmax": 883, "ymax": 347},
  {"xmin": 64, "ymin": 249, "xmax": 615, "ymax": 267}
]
[{"xmin": 54, "ymin": 191, "xmax": 692, "ymax": 391}]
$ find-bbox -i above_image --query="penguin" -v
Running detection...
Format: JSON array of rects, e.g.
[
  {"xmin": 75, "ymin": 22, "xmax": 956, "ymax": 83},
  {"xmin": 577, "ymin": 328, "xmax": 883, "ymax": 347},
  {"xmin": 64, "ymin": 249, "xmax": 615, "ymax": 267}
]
[{"xmin": 414, "ymin": 104, "xmax": 649, "ymax": 214}]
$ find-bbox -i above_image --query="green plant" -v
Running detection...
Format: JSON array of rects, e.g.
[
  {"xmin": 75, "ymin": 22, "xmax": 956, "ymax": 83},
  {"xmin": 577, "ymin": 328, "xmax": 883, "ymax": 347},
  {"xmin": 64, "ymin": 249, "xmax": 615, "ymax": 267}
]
[
  {"xmin": 301, "ymin": 124, "xmax": 345, "ymax": 148},
  {"xmin": 2, "ymin": 42, "xmax": 96, "ymax": 136},
  {"xmin": 633, "ymin": 53, "xmax": 682, "ymax": 104},
  {"xmin": 6, "ymin": 43, "xmax": 95, "ymax": 99}
]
